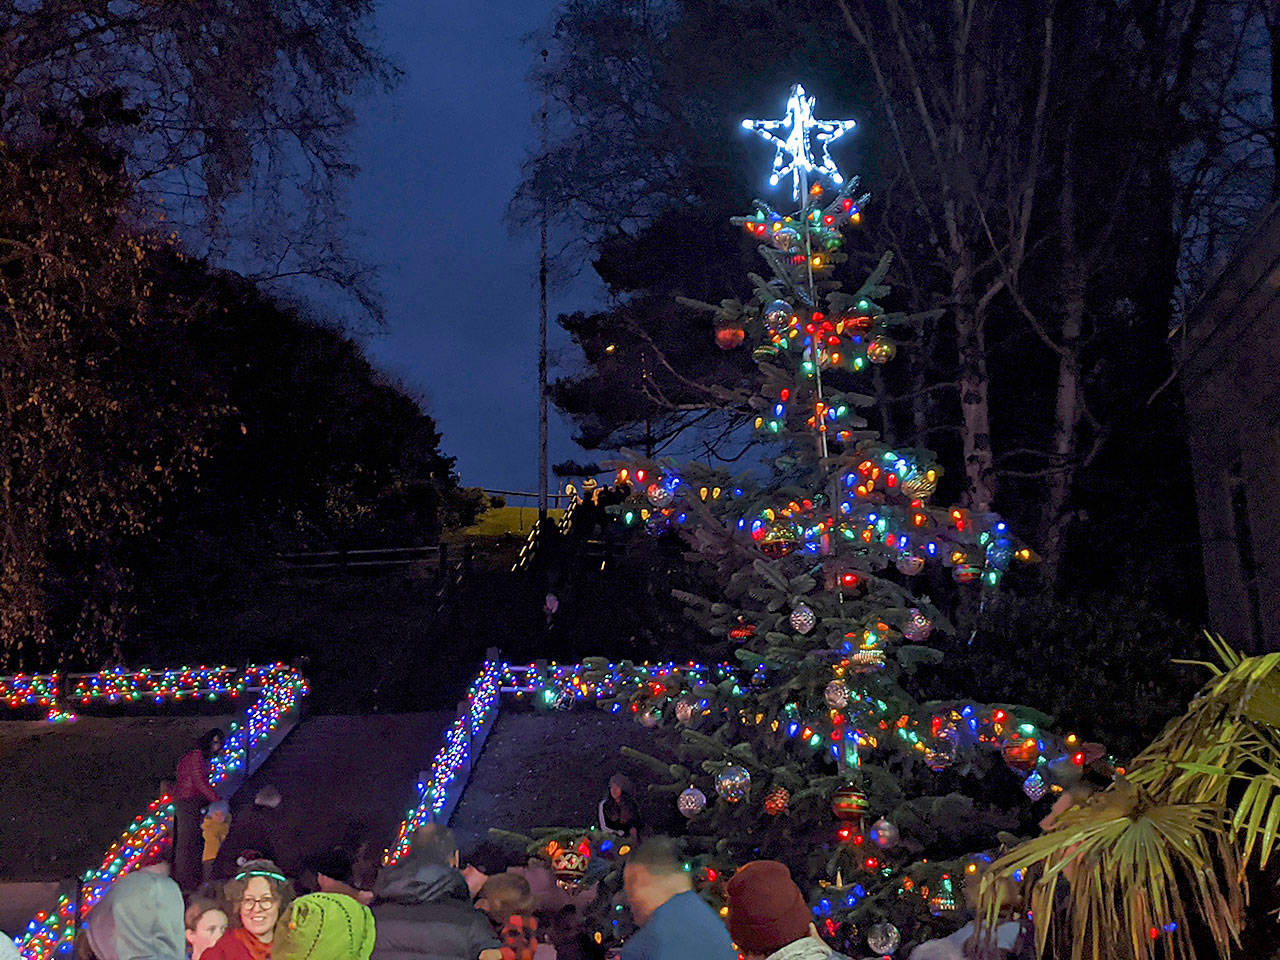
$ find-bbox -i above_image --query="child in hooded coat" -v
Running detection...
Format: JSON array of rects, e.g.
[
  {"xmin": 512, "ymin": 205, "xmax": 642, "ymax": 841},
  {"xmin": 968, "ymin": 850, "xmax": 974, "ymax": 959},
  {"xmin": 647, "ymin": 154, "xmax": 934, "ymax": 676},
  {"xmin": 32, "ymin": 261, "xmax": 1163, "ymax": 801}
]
[{"xmin": 475, "ymin": 873, "xmax": 556, "ymax": 960}]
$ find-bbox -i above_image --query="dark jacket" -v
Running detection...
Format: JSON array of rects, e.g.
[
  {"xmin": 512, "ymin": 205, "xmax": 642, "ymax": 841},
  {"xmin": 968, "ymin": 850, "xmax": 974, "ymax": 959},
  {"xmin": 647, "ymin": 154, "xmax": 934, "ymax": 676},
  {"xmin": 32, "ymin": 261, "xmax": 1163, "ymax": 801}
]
[
  {"xmin": 213, "ymin": 804, "xmax": 292, "ymax": 878},
  {"xmin": 371, "ymin": 860, "xmax": 499, "ymax": 960}
]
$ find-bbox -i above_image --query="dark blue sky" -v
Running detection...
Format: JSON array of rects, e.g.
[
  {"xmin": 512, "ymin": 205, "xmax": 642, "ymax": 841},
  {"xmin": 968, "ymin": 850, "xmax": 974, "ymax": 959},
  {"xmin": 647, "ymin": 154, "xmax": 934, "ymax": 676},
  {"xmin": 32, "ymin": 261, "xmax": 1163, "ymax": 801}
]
[{"xmin": 346, "ymin": 0, "xmax": 595, "ymax": 493}]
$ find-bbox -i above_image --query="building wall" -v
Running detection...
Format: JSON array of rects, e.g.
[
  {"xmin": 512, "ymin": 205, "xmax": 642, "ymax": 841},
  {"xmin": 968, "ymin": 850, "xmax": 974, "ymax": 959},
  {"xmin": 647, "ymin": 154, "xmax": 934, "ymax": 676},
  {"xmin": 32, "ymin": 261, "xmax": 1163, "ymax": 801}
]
[{"xmin": 1180, "ymin": 204, "xmax": 1280, "ymax": 652}]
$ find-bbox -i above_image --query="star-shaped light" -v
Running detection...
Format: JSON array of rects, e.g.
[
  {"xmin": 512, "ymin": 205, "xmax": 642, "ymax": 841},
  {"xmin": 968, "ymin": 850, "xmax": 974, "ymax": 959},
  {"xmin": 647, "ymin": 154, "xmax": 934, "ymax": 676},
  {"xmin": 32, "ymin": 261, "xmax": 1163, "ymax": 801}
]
[{"xmin": 742, "ymin": 84, "xmax": 856, "ymax": 200}]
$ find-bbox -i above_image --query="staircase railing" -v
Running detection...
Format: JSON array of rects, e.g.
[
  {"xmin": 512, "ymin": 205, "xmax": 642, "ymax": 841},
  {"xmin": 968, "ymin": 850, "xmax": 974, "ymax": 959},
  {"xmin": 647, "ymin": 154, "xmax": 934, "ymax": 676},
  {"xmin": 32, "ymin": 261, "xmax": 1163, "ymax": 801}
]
[{"xmin": 12, "ymin": 665, "xmax": 308, "ymax": 960}]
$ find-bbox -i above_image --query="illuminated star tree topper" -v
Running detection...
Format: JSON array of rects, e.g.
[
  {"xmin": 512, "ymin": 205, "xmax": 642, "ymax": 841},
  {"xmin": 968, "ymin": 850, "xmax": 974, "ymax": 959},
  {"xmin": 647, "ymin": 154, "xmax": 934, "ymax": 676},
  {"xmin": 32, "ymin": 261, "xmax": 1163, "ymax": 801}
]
[{"xmin": 741, "ymin": 83, "xmax": 857, "ymax": 201}]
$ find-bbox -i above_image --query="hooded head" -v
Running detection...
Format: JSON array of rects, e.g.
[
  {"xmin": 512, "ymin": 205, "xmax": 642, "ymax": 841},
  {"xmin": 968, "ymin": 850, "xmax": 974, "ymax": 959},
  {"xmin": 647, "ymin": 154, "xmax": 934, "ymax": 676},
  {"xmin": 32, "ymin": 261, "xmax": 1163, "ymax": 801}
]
[
  {"xmin": 727, "ymin": 861, "xmax": 812, "ymax": 958},
  {"xmin": 274, "ymin": 894, "xmax": 376, "ymax": 960},
  {"xmin": 608, "ymin": 773, "xmax": 633, "ymax": 800},
  {"xmin": 85, "ymin": 871, "xmax": 185, "ymax": 960},
  {"xmin": 254, "ymin": 786, "xmax": 282, "ymax": 809}
]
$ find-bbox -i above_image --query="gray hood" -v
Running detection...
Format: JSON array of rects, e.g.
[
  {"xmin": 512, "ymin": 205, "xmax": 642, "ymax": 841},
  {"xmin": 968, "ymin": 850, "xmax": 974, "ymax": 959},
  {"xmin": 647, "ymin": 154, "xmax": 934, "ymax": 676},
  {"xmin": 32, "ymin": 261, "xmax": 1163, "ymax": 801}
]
[{"xmin": 85, "ymin": 871, "xmax": 185, "ymax": 960}]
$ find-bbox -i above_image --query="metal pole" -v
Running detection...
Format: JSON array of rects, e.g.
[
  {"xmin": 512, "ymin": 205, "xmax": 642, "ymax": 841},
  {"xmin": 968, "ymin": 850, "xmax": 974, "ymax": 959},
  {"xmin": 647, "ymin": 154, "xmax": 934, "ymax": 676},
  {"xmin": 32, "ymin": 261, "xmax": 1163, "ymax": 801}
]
[
  {"xmin": 642, "ymin": 350, "xmax": 653, "ymax": 458},
  {"xmin": 538, "ymin": 48, "xmax": 550, "ymax": 522},
  {"xmin": 798, "ymin": 165, "xmax": 829, "ymax": 462}
]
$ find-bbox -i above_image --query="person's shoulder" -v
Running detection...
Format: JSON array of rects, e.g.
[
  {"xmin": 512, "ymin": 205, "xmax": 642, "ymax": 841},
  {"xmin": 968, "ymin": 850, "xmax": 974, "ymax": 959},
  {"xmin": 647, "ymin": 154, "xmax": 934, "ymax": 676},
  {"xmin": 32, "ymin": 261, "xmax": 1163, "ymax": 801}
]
[
  {"xmin": 669, "ymin": 890, "xmax": 723, "ymax": 923},
  {"xmin": 620, "ymin": 923, "xmax": 656, "ymax": 960},
  {"xmin": 202, "ymin": 933, "xmax": 248, "ymax": 960}
]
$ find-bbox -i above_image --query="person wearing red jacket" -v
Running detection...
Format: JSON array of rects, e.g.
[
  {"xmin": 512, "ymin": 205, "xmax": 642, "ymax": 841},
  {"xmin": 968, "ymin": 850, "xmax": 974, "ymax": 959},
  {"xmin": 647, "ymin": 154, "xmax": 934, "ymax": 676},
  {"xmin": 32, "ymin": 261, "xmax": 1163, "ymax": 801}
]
[{"xmin": 174, "ymin": 728, "xmax": 223, "ymax": 891}]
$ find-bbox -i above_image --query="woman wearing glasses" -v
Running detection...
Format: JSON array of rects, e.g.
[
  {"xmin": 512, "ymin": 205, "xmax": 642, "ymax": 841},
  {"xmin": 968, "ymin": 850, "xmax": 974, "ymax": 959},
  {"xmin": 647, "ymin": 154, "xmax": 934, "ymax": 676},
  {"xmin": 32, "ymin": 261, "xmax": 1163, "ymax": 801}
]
[{"xmin": 203, "ymin": 861, "xmax": 296, "ymax": 960}]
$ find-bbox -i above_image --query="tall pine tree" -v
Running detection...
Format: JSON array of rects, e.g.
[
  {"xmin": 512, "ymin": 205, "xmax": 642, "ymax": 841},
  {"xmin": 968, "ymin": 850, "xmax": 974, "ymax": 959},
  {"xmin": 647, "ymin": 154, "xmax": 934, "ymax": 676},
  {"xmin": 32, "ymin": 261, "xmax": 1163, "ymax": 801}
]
[{"xmin": 522, "ymin": 86, "xmax": 1088, "ymax": 957}]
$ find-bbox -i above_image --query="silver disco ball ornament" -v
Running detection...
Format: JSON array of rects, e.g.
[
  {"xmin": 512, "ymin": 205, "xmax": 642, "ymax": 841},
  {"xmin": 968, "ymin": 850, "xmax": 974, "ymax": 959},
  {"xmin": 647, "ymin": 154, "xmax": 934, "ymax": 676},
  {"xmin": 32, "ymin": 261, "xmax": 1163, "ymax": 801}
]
[
  {"xmin": 824, "ymin": 680, "xmax": 849, "ymax": 709},
  {"xmin": 715, "ymin": 765, "xmax": 752, "ymax": 803},
  {"xmin": 1023, "ymin": 771, "xmax": 1048, "ymax": 800},
  {"xmin": 764, "ymin": 299, "xmax": 792, "ymax": 333},
  {"xmin": 677, "ymin": 785, "xmax": 707, "ymax": 818},
  {"xmin": 866, "ymin": 922, "xmax": 900, "ymax": 955},
  {"xmin": 902, "ymin": 609, "xmax": 933, "ymax": 642},
  {"xmin": 646, "ymin": 482, "xmax": 674, "ymax": 508},
  {"xmin": 895, "ymin": 553, "xmax": 925, "ymax": 576},
  {"xmin": 789, "ymin": 604, "xmax": 817, "ymax": 635},
  {"xmin": 869, "ymin": 818, "xmax": 900, "ymax": 849},
  {"xmin": 554, "ymin": 689, "xmax": 575, "ymax": 711}
]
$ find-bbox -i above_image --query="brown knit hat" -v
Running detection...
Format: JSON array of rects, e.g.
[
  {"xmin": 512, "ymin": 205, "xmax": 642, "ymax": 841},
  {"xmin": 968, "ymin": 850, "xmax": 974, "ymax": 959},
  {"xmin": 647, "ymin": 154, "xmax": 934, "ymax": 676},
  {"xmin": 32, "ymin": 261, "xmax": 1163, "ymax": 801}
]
[{"xmin": 727, "ymin": 860, "xmax": 811, "ymax": 955}]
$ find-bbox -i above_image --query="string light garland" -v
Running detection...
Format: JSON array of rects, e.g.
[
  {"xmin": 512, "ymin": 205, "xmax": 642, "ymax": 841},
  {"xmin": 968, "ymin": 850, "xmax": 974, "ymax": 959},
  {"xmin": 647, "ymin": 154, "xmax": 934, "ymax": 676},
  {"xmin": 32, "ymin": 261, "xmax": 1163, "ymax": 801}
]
[
  {"xmin": 13, "ymin": 664, "xmax": 307, "ymax": 960},
  {"xmin": 384, "ymin": 659, "xmax": 503, "ymax": 865},
  {"xmin": 0, "ymin": 664, "xmax": 305, "ymax": 720}
]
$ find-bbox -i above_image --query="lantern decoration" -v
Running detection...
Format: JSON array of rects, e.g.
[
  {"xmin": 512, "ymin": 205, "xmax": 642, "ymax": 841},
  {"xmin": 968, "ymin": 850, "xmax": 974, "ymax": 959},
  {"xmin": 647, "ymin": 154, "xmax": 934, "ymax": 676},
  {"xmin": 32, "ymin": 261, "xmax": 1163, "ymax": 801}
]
[
  {"xmin": 764, "ymin": 299, "xmax": 792, "ymax": 333},
  {"xmin": 902, "ymin": 609, "xmax": 933, "ymax": 643},
  {"xmin": 849, "ymin": 642, "xmax": 885, "ymax": 673},
  {"xmin": 763, "ymin": 786, "xmax": 790, "ymax": 816},
  {"xmin": 1022, "ymin": 771, "xmax": 1048, "ymax": 801},
  {"xmin": 869, "ymin": 818, "xmax": 899, "ymax": 849},
  {"xmin": 760, "ymin": 526, "xmax": 799, "ymax": 558},
  {"xmin": 753, "ymin": 343, "xmax": 780, "ymax": 361},
  {"xmin": 715, "ymin": 323, "xmax": 746, "ymax": 350},
  {"xmin": 831, "ymin": 784, "xmax": 869, "ymax": 821},
  {"xmin": 839, "ymin": 308, "xmax": 874, "ymax": 336},
  {"xmin": 924, "ymin": 736, "xmax": 956, "ymax": 771},
  {"xmin": 789, "ymin": 604, "xmax": 817, "ymax": 635},
  {"xmin": 901, "ymin": 468, "xmax": 938, "ymax": 500},
  {"xmin": 866, "ymin": 922, "xmax": 901, "ymax": 955},
  {"xmin": 1003, "ymin": 738, "xmax": 1039, "ymax": 773},
  {"xmin": 895, "ymin": 553, "xmax": 925, "ymax": 576},
  {"xmin": 646, "ymin": 482, "xmax": 674, "ymax": 509},
  {"xmin": 728, "ymin": 618, "xmax": 757, "ymax": 642},
  {"xmin": 928, "ymin": 877, "xmax": 959, "ymax": 914},
  {"xmin": 824, "ymin": 680, "xmax": 849, "ymax": 709},
  {"xmin": 550, "ymin": 840, "xmax": 591, "ymax": 892},
  {"xmin": 678, "ymin": 786, "xmax": 708, "ymax": 818},
  {"xmin": 716, "ymin": 765, "xmax": 752, "ymax": 803},
  {"xmin": 675, "ymin": 696, "xmax": 697, "ymax": 724},
  {"xmin": 866, "ymin": 335, "xmax": 897, "ymax": 364}
]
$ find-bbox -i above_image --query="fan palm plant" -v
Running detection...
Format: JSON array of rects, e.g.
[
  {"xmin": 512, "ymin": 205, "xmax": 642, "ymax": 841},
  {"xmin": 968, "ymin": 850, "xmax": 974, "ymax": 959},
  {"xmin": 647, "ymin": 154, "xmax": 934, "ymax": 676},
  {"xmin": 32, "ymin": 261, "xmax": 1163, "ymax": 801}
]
[{"xmin": 978, "ymin": 636, "xmax": 1280, "ymax": 960}]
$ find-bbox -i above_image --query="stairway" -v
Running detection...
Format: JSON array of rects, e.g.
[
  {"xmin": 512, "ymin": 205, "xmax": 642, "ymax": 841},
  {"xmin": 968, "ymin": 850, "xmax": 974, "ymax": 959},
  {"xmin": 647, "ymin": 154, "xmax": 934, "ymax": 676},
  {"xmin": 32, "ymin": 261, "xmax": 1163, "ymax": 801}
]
[{"xmin": 216, "ymin": 712, "xmax": 453, "ymax": 872}]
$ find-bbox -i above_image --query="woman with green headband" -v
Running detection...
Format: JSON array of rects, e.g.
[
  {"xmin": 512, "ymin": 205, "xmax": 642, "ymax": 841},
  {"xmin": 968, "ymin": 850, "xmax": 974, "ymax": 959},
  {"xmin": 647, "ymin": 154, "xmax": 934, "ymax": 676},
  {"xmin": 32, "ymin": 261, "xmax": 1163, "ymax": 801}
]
[{"xmin": 203, "ymin": 861, "xmax": 295, "ymax": 960}]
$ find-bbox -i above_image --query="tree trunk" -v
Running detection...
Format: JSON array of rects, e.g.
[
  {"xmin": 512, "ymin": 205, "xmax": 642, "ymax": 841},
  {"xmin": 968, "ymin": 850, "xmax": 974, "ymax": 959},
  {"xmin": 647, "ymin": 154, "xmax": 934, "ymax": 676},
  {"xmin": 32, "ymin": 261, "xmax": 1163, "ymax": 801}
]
[
  {"xmin": 1039, "ymin": 146, "xmax": 1086, "ymax": 584},
  {"xmin": 1269, "ymin": 8, "xmax": 1280, "ymax": 198},
  {"xmin": 952, "ymin": 248, "xmax": 997, "ymax": 511}
]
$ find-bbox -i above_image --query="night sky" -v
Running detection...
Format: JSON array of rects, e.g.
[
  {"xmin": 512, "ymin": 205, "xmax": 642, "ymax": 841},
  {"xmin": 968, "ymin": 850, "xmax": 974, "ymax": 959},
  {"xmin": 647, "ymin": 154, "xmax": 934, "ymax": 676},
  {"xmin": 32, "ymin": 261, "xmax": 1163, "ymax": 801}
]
[{"xmin": 346, "ymin": 0, "xmax": 595, "ymax": 495}]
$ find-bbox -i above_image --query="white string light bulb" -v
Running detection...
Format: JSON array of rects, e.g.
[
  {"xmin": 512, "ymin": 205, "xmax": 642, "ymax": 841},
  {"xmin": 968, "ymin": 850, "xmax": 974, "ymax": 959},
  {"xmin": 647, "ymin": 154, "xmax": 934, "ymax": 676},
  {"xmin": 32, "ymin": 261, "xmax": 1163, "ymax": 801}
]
[{"xmin": 742, "ymin": 84, "xmax": 856, "ymax": 200}]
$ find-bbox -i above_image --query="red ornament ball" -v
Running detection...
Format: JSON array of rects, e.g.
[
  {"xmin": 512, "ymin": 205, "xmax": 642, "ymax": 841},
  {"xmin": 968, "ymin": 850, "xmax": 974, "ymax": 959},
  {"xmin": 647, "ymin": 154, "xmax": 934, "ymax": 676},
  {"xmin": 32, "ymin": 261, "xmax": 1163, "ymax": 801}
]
[
  {"xmin": 831, "ymin": 784, "xmax": 869, "ymax": 821},
  {"xmin": 763, "ymin": 786, "xmax": 790, "ymax": 816},
  {"xmin": 715, "ymin": 324, "xmax": 746, "ymax": 350}
]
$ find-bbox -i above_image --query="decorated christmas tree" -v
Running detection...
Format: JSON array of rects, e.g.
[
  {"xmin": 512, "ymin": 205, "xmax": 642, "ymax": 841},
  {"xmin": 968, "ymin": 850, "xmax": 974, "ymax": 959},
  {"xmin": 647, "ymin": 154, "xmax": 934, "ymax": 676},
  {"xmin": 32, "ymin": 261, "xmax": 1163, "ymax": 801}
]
[{"xmin": 514, "ymin": 86, "xmax": 1091, "ymax": 957}]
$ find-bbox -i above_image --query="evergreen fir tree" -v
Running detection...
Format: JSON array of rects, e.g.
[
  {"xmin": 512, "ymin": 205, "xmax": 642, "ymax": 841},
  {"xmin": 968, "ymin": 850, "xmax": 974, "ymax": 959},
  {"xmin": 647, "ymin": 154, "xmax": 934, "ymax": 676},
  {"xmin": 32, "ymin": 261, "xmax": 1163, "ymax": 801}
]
[{"xmin": 518, "ymin": 86, "xmax": 1088, "ymax": 957}]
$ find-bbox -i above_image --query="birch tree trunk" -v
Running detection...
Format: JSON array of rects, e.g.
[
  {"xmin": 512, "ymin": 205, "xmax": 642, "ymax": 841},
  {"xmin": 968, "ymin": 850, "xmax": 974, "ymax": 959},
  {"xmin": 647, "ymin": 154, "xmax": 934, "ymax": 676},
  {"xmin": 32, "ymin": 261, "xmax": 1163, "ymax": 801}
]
[
  {"xmin": 1039, "ymin": 145, "xmax": 1086, "ymax": 583},
  {"xmin": 952, "ymin": 246, "xmax": 997, "ymax": 511}
]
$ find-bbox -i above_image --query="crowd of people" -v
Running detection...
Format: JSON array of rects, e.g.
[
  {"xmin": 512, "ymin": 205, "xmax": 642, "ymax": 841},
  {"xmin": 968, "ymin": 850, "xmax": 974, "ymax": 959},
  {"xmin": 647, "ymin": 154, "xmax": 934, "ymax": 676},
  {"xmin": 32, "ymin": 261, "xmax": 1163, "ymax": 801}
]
[{"xmin": 0, "ymin": 726, "xmax": 1092, "ymax": 960}]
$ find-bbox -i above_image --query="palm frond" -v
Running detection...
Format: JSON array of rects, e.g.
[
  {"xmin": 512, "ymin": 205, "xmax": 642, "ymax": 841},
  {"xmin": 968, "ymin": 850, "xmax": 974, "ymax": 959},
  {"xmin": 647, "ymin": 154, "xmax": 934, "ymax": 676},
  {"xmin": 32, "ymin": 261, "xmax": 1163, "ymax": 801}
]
[{"xmin": 979, "ymin": 779, "xmax": 1242, "ymax": 960}]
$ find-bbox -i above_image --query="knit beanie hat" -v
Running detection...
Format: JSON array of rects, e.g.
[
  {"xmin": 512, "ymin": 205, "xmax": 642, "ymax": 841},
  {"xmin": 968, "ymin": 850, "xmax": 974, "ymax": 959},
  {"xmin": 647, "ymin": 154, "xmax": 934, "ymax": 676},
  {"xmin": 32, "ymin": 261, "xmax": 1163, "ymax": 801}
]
[
  {"xmin": 727, "ymin": 861, "xmax": 811, "ymax": 956},
  {"xmin": 85, "ymin": 871, "xmax": 186, "ymax": 960},
  {"xmin": 274, "ymin": 894, "xmax": 376, "ymax": 960}
]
